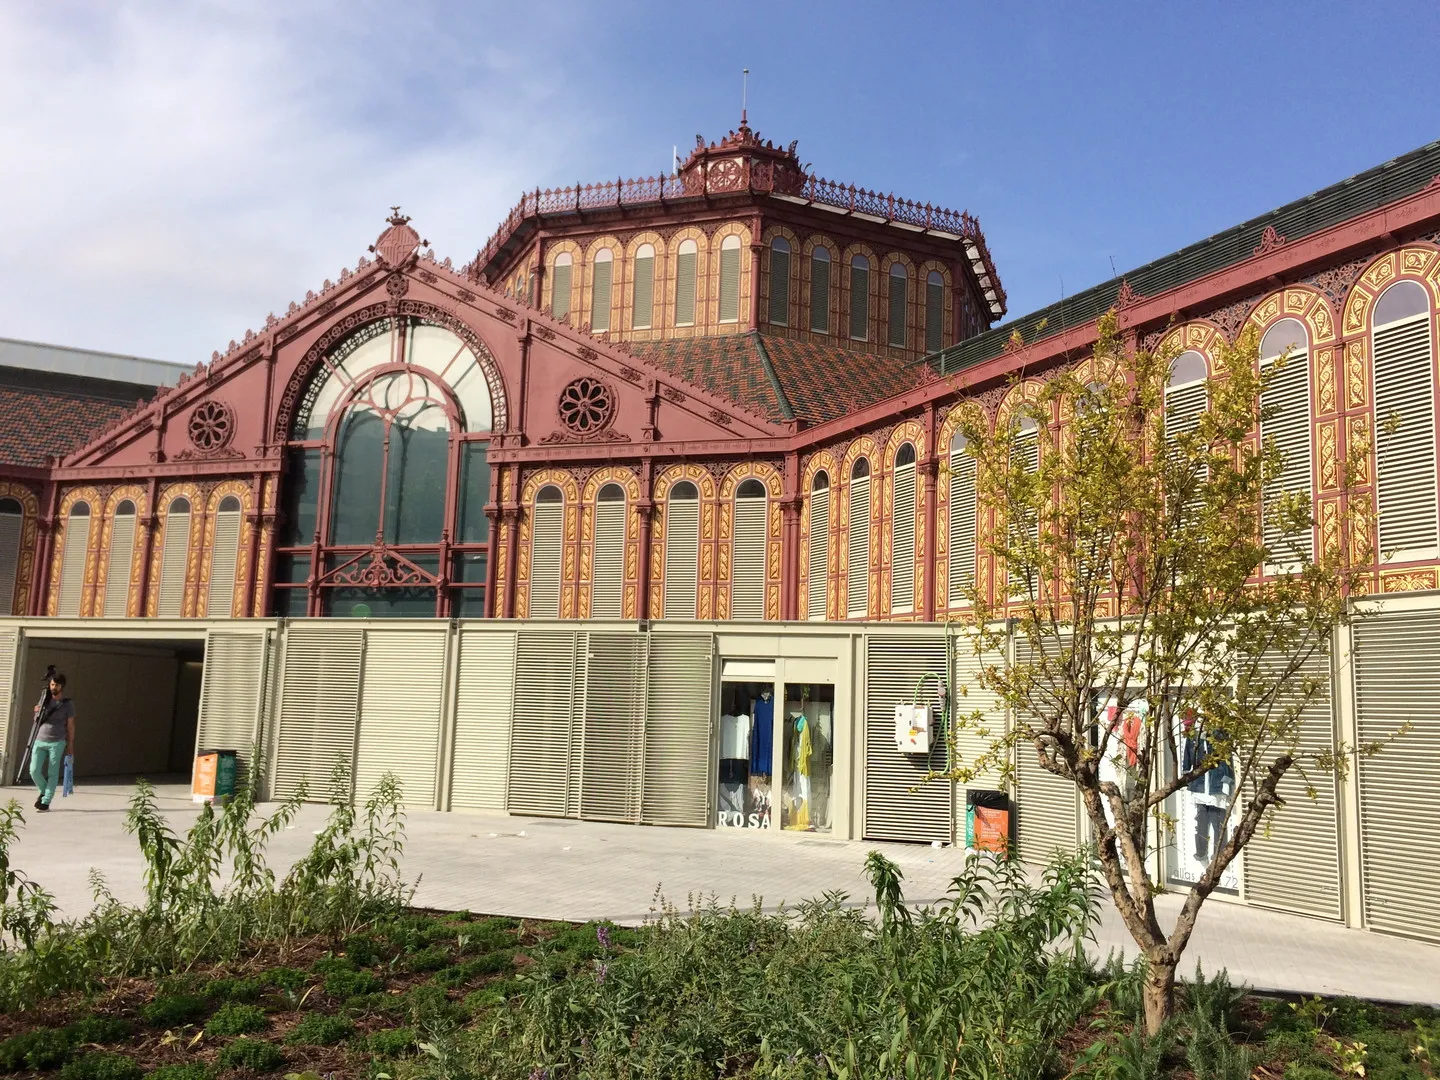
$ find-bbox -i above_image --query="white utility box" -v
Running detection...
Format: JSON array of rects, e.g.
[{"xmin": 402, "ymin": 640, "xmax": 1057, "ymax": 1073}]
[{"xmin": 894, "ymin": 703, "xmax": 933, "ymax": 754}]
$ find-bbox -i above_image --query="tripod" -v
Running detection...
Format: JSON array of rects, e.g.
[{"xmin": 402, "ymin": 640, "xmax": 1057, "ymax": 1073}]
[{"xmin": 13, "ymin": 666, "xmax": 55, "ymax": 786}]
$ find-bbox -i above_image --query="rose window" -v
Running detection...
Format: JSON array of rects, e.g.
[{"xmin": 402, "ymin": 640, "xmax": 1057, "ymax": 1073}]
[
  {"xmin": 557, "ymin": 377, "xmax": 615, "ymax": 434},
  {"xmin": 188, "ymin": 401, "xmax": 235, "ymax": 452}
]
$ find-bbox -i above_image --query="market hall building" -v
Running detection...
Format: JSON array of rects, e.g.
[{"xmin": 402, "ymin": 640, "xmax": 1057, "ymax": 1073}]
[{"xmin": 1, "ymin": 122, "xmax": 1439, "ymax": 944}]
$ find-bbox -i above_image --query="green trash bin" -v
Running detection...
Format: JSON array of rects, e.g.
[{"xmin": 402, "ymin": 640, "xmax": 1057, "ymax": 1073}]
[{"xmin": 193, "ymin": 749, "xmax": 239, "ymax": 805}]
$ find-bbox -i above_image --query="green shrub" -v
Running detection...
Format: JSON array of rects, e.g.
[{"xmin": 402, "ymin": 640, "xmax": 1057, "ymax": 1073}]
[
  {"xmin": 1283, "ymin": 1066, "xmax": 1338, "ymax": 1080},
  {"xmin": 66, "ymin": 1017, "xmax": 134, "ymax": 1046},
  {"xmin": 310, "ymin": 955, "xmax": 356, "ymax": 976},
  {"xmin": 1186, "ymin": 1014, "xmax": 1252, "ymax": 1080},
  {"xmin": 259, "ymin": 967, "xmax": 308, "ymax": 992},
  {"xmin": 215, "ymin": 1038, "xmax": 284, "ymax": 1072},
  {"xmin": 366, "ymin": 1026, "xmax": 417, "ymax": 1057},
  {"xmin": 463, "ymin": 989, "xmax": 505, "ymax": 1015},
  {"xmin": 323, "ymin": 968, "xmax": 381, "ymax": 998},
  {"xmin": 0, "ymin": 1028, "xmax": 71, "ymax": 1071},
  {"xmin": 342, "ymin": 991, "xmax": 399, "ymax": 1017},
  {"xmin": 434, "ymin": 951, "xmax": 515, "ymax": 988},
  {"xmin": 141, "ymin": 994, "xmax": 209, "ymax": 1027},
  {"xmin": 405, "ymin": 983, "xmax": 459, "ymax": 1025},
  {"xmin": 205, "ymin": 1003, "xmax": 267, "ymax": 1037},
  {"xmin": 343, "ymin": 933, "xmax": 381, "ymax": 967},
  {"xmin": 204, "ymin": 977, "xmax": 262, "ymax": 1003},
  {"xmin": 142, "ymin": 1066, "xmax": 208, "ymax": 1080},
  {"xmin": 1329, "ymin": 996, "xmax": 1385, "ymax": 1036},
  {"xmin": 283, "ymin": 1013, "xmax": 353, "ymax": 1047},
  {"xmin": 406, "ymin": 945, "xmax": 450, "ymax": 972},
  {"xmin": 486, "ymin": 977, "xmax": 528, "ymax": 1001},
  {"xmin": 60, "ymin": 1052, "xmax": 144, "ymax": 1080}
]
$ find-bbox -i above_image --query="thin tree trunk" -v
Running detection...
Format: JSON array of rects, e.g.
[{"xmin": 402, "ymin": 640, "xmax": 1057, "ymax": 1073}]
[{"xmin": 1144, "ymin": 955, "xmax": 1177, "ymax": 1036}]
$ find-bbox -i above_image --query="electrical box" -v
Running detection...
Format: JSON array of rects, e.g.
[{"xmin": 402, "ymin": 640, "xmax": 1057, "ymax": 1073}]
[{"xmin": 894, "ymin": 703, "xmax": 933, "ymax": 754}]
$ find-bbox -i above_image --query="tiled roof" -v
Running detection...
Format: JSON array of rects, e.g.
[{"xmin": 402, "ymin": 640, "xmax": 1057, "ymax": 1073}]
[
  {"xmin": 630, "ymin": 332, "xmax": 927, "ymax": 427},
  {"xmin": 0, "ymin": 382, "xmax": 146, "ymax": 467}
]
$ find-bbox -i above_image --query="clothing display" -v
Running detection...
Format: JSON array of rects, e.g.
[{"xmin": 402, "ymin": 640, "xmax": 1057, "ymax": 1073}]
[
  {"xmin": 1170, "ymin": 714, "xmax": 1240, "ymax": 891},
  {"xmin": 720, "ymin": 713, "xmax": 751, "ymax": 761},
  {"xmin": 719, "ymin": 685, "xmax": 774, "ymax": 828},
  {"xmin": 749, "ymin": 694, "xmax": 774, "ymax": 775}
]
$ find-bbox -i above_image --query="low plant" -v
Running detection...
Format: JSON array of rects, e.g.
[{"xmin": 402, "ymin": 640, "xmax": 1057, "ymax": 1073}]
[
  {"xmin": 141, "ymin": 994, "xmax": 209, "ymax": 1028},
  {"xmin": 323, "ymin": 967, "xmax": 381, "ymax": 998},
  {"xmin": 0, "ymin": 1026, "xmax": 72, "ymax": 1070},
  {"xmin": 261, "ymin": 966, "xmax": 309, "ymax": 992},
  {"xmin": 59, "ymin": 1051, "xmax": 144, "ymax": 1080},
  {"xmin": 141, "ymin": 1065, "xmax": 208, "ymax": 1080},
  {"xmin": 204, "ymin": 976, "xmax": 262, "ymax": 1002},
  {"xmin": 215, "ymin": 1037, "xmax": 284, "ymax": 1072},
  {"xmin": 343, "ymin": 933, "xmax": 382, "ymax": 967},
  {"xmin": 204, "ymin": 1002, "xmax": 267, "ymax": 1037},
  {"xmin": 1186, "ymin": 1013, "xmax": 1253, "ymax": 1080},
  {"xmin": 66, "ymin": 1016, "xmax": 134, "ymax": 1046},
  {"xmin": 367, "ymin": 1025, "xmax": 418, "ymax": 1056},
  {"xmin": 283, "ymin": 1012, "xmax": 354, "ymax": 1047},
  {"xmin": 406, "ymin": 944, "xmax": 449, "ymax": 972}
]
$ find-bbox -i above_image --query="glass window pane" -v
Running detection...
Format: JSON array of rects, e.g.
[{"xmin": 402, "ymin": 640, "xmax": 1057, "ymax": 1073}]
[
  {"xmin": 459, "ymin": 442, "xmax": 492, "ymax": 544},
  {"xmin": 271, "ymin": 587, "xmax": 308, "ymax": 618},
  {"xmin": 280, "ymin": 448, "xmax": 323, "ymax": 546},
  {"xmin": 273, "ymin": 554, "xmax": 311, "ymax": 583},
  {"xmin": 454, "ymin": 552, "xmax": 488, "ymax": 582},
  {"xmin": 331, "ymin": 408, "xmax": 384, "ymax": 545},
  {"xmin": 324, "ymin": 587, "xmax": 436, "ymax": 618},
  {"xmin": 385, "ymin": 403, "xmax": 450, "ymax": 545},
  {"xmin": 451, "ymin": 588, "xmax": 488, "ymax": 618},
  {"xmin": 781, "ymin": 682, "xmax": 833, "ymax": 832}
]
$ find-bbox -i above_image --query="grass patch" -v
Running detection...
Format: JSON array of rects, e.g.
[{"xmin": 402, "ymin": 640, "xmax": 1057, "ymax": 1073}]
[
  {"xmin": 215, "ymin": 1036, "xmax": 284, "ymax": 1072},
  {"xmin": 204, "ymin": 1002, "xmax": 268, "ymax": 1037},
  {"xmin": 283, "ymin": 1012, "xmax": 354, "ymax": 1047}
]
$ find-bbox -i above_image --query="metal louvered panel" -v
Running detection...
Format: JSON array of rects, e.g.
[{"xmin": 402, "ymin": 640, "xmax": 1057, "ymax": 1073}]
[
  {"xmin": 0, "ymin": 628, "xmax": 18, "ymax": 771},
  {"xmin": 206, "ymin": 510, "xmax": 241, "ymax": 618},
  {"xmin": 529, "ymin": 504, "xmax": 562, "ymax": 618},
  {"xmin": 847, "ymin": 477, "xmax": 870, "ymax": 617},
  {"xmin": 675, "ymin": 251, "xmax": 697, "ymax": 326},
  {"xmin": 508, "ymin": 630, "xmax": 578, "ymax": 816},
  {"xmin": 355, "ymin": 629, "xmax": 446, "ymax": 808},
  {"xmin": 1013, "ymin": 638, "xmax": 1079, "ymax": 862},
  {"xmin": 1165, "ymin": 383, "xmax": 1207, "ymax": 439},
  {"xmin": 1261, "ymin": 353, "xmax": 1314, "ymax": 561},
  {"xmin": 551, "ymin": 263, "xmax": 572, "ymax": 320},
  {"xmin": 632, "ymin": 255, "xmax": 654, "ymax": 329},
  {"xmin": 1354, "ymin": 612, "xmax": 1440, "ymax": 940},
  {"xmin": 718, "ymin": 245, "xmax": 741, "ymax": 323},
  {"xmin": 849, "ymin": 264, "xmax": 869, "ymax": 341},
  {"xmin": 1244, "ymin": 643, "xmax": 1340, "ymax": 919},
  {"xmin": 450, "ymin": 630, "xmax": 516, "ymax": 810},
  {"xmin": 768, "ymin": 247, "xmax": 790, "ymax": 326},
  {"xmin": 196, "ymin": 630, "xmax": 267, "ymax": 778},
  {"xmin": 157, "ymin": 511, "xmax": 190, "ymax": 617},
  {"xmin": 863, "ymin": 636, "xmax": 952, "ymax": 842},
  {"xmin": 948, "ymin": 454, "xmax": 977, "ymax": 605},
  {"xmin": 950, "ymin": 629, "xmax": 1006, "ymax": 794},
  {"xmin": 590, "ymin": 259, "xmax": 613, "ymax": 332},
  {"xmin": 1373, "ymin": 316, "xmax": 1438, "ymax": 554},
  {"xmin": 808, "ymin": 490, "xmax": 829, "ymax": 620},
  {"xmin": 592, "ymin": 501, "xmax": 625, "ymax": 619},
  {"xmin": 0, "ymin": 512, "xmax": 21, "ymax": 615},
  {"xmin": 103, "ymin": 514, "xmax": 136, "ymax": 617},
  {"xmin": 810, "ymin": 256, "xmax": 830, "ymax": 333},
  {"xmin": 56, "ymin": 514, "xmax": 88, "ymax": 617},
  {"xmin": 642, "ymin": 632, "xmax": 712, "ymax": 826},
  {"xmin": 925, "ymin": 279, "xmax": 944, "ymax": 353},
  {"xmin": 891, "ymin": 465, "xmax": 916, "ymax": 613},
  {"xmin": 663, "ymin": 499, "xmax": 699, "ymax": 619},
  {"xmin": 731, "ymin": 497, "xmax": 767, "ymax": 621},
  {"xmin": 888, "ymin": 273, "xmax": 907, "ymax": 348},
  {"xmin": 580, "ymin": 631, "xmax": 646, "ymax": 822},
  {"xmin": 272, "ymin": 624, "xmax": 364, "ymax": 801}
]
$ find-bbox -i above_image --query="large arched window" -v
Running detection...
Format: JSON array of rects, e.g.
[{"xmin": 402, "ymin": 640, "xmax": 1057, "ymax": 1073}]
[
  {"xmin": 887, "ymin": 264, "xmax": 909, "ymax": 348},
  {"xmin": 1371, "ymin": 279, "xmax": 1437, "ymax": 557},
  {"xmin": 592, "ymin": 483, "xmax": 626, "ymax": 619},
  {"xmin": 632, "ymin": 244, "xmax": 656, "ymax": 330},
  {"xmin": 849, "ymin": 255, "xmax": 871, "ymax": 342},
  {"xmin": 890, "ymin": 444, "xmax": 917, "ymax": 613},
  {"xmin": 947, "ymin": 432, "xmax": 977, "ymax": 605},
  {"xmin": 768, "ymin": 238, "xmax": 791, "ymax": 327},
  {"xmin": 810, "ymin": 247, "xmax": 831, "ymax": 334},
  {"xmin": 847, "ymin": 459, "xmax": 871, "ymax": 617},
  {"xmin": 675, "ymin": 239, "xmax": 698, "ymax": 327},
  {"xmin": 663, "ymin": 481, "xmax": 700, "ymax": 618},
  {"xmin": 1259, "ymin": 318, "xmax": 1313, "ymax": 562},
  {"xmin": 1166, "ymin": 351, "xmax": 1209, "ymax": 438},
  {"xmin": 207, "ymin": 495, "xmax": 243, "ymax": 617},
  {"xmin": 925, "ymin": 270, "xmax": 945, "ymax": 353},
  {"xmin": 56, "ymin": 501, "xmax": 89, "ymax": 617},
  {"xmin": 551, "ymin": 252, "xmax": 573, "ymax": 321},
  {"xmin": 0, "ymin": 497, "xmax": 21, "ymax": 616},
  {"xmin": 103, "ymin": 499, "xmax": 137, "ymax": 617},
  {"xmin": 732, "ymin": 479, "xmax": 767, "ymax": 620},
  {"xmin": 718, "ymin": 235, "xmax": 742, "ymax": 324},
  {"xmin": 590, "ymin": 248, "xmax": 615, "ymax": 333},
  {"xmin": 807, "ymin": 472, "xmax": 830, "ymax": 620},
  {"xmin": 277, "ymin": 318, "xmax": 495, "ymax": 618}
]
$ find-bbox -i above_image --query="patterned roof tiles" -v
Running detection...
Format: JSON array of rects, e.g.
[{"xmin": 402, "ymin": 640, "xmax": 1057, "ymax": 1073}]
[{"xmin": 0, "ymin": 383, "xmax": 145, "ymax": 467}]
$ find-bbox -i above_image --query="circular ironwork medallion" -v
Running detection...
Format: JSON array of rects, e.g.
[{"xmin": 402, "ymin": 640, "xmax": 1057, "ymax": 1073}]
[
  {"xmin": 188, "ymin": 400, "xmax": 235, "ymax": 452},
  {"xmin": 557, "ymin": 377, "xmax": 615, "ymax": 435}
]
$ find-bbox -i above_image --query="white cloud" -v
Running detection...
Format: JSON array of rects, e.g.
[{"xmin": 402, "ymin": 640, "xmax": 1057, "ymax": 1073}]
[{"xmin": 0, "ymin": 0, "xmax": 594, "ymax": 362}]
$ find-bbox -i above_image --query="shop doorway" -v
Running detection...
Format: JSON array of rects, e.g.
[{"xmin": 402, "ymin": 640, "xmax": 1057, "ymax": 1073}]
[
  {"xmin": 6, "ymin": 637, "xmax": 205, "ymax": 789},
  {"xmin": 717, "ymin": 680, "xmax": 775, "ymax": 829}
]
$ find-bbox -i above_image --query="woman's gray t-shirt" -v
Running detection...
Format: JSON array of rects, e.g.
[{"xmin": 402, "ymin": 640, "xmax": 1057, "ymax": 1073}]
[{"xmin": 36, "ymin": 698, "xmax": 75, "ymax": 742}]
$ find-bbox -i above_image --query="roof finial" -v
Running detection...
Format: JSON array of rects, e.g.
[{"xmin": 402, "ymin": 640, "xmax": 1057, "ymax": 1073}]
[{"xmin": 741, "ymin": 68, "xmax": 749, "ymax": 128}]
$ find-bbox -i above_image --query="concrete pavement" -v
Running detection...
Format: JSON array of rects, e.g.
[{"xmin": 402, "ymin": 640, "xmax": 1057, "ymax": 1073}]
[{"xmin": 7, "ymin": 781, "xmax": 1439, "ymax": 1006}]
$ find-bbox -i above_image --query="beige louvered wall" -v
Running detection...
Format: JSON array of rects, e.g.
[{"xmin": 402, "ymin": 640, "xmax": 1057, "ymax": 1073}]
[
  {"xmin": 206, "ymin": 508, "xmax": 242, "ymax": 618},
  {"xmin": 529, "ymin": 504, "xmax": 563, "ymax": 618},
  {"xmin": 591, "ymin": 500, "xmax": 625, "ymax": 619},
  {"xmin": 1012, "ymin": 638, "xmax": 1080, "ymax": 862},
  {"xmin": 56, "ymin": 510, "xmax": 89, "ymax": 617},
  {"xmin": 862, "ymin": 635, "xmax": 952, "ymax": 843},
  {"xmin": 580, "ymin": 632, "xmax": 647, "ymax": 822},
  {"xmin": 642, "ymin": 632, "xmax": 712, "ymax": 826},
  {"xmin": 271, "ymin": 624, "xmax": 364, "ymax": 801},
  {"xmin": 663, "ymin": 498, "xmax": 699, "ymax": 618},
  {"xmin": 157, "ymin": 507, "xmax": 191, "ymax": 617},
  {"xmin": 1353, "ymin": 611, "xmax": 1440, "ymax": 941},
  {"xmin": 731, "ymin": 496, "xmax": 767, "ymax": 621},
  {"xmin": 355, "ymin": 627, "xmax": 447, "ymax": 808},
  {"xmin": 449, "ymin": 629, "xmax": 515, "ymax": 811},
  {"xmin": 103, "ymin": 512, "xmax": 136, "ymax": 617},
  {"xmin": 195, "ymin": 630, "xmax": 268, "ymax": 779},
  {"xmin": 507, "ymin": 630, "xmax": 580, "ymax": 816},
  {"xmin": 950, "ymin": 626, "xmax": 1006, "ymax": 792}
]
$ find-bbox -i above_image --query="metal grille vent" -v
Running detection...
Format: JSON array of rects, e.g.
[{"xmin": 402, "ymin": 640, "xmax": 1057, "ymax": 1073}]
[
  {"xmin": 356, "ymin": 628, "xmax": 446, "ymax": 807},
  {"xmin": 271, "ymin": 624, "xmax": 364, "ymax": 801},
  {"xmin": 450, "ymin": 630, "xmax": 516, "ymax": 810},
  {"xmin": 862, "ymin": 636, "xmax": 952, "ymax": 842}
]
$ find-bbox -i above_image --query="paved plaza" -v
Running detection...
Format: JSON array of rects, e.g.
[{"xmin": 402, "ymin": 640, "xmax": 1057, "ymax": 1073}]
[{"xmin": 7, "ymin": 781, "xmax": 1439, "ymax": 1006}]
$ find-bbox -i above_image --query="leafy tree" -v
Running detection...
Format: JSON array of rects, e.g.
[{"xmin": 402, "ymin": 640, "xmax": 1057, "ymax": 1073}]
[{"xmin": 946, "ymin": 311, "xmax": 1386, "ymax": 1033}]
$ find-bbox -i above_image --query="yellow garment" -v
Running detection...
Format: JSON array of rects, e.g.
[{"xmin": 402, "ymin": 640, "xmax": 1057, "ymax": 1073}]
[{"xmin": 797, "ymin": 718, "xmax": 813, "ymax": 777}]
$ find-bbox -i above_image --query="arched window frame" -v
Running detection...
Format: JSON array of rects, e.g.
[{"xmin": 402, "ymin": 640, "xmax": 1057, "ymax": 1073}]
[
  {"xmin": 1370, "ymin": 278, "xmax": 1438, "ymax": 559},
  {"xmin": 890, "ymin": 443, "xmax": 917, "ymax": 612},
  {"xmin": 662, "ymin": 480, "xmax": 700, "ymax": 618},
  {"xmin": 849, "ymin": 255, "xmax": 871, "ymax": 342},
  {"xmin": 887, "ymin": 263, "xmax": 909, "ymax": 349},
  {"xmin": 809, "ymin": 245, "xmax": 832, "ymax": 334},
  {"xmin": 550, "ymin": 251, "xmax": 574, "ymax": 321},
  {"xmin": 731, "ymin": 478, "xmax": 767, "ymax": 620},
  {"xmin": 675, "ymin": 238, "xmax": 699, "ymax": 327},
  {"xmin": 591, "ymin": 482, "xmax": 627, "ymax": 619},
  {"xmin": 718, "ymin": 234, "xmax": 742, "ymax": 324},
  {"xmin": 925, "ymin": 269, "xmax": 946, "ymax": 353},
  {"xmin": 631, "ymin": 243, "xmax": 656, "ymax": 331},
  {"xmin": 55, "ymin": 500, "xmax": 92, "ymax": 618},
  {"xmin": 807, "ymin": 470, "xmax": 831, "ymax": 620},
  {"xmin": 0, "ymin": 496, "xmax": 23, "ymax": 617},
  {"xmin": 156, "ymin": 495, "xmax": 193, "ymax": 618},
  {"xmin": 528, "ymin": 485, "xmax": 564, "ymax": 619},
  {"xmin": 205, "ymin": 494, "xmax": 244, "ymax": 618},
  {"xmin": 846, "ymin": 458, "xmax": 871, "ymax": 617},
  {"xmin": 589, "ymin": 246, "xmax": 616, "ymax": 333},
  {"xmin": 102, "ymin": 498, "xmax": 139, "ymax": 618},
  {"xmin": 947, "ymin": 430, "xmax": 977, "ymax": 606},
  {"xmin": 1258, "ymin": 317, "xmax": 1314, "ymax": 565},
  {"xmin": 768, "ymin": 237, "xmax": 792, "ymax": 327}
]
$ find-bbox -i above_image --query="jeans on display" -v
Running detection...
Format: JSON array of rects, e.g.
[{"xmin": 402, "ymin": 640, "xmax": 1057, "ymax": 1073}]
[{"xmin": 1195, "ymin": 803, "xmax": 1227, "ymax": 861}]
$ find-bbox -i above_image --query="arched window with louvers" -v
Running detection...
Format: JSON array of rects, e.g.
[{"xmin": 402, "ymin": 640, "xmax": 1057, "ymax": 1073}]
[
  {"xmin": 55, "ymin": 502, "xmax": 90, "ymax": 617},
  {"xmin": 591, "ymin": 484, "xmax": 626, "ymax": 619},
  {"xmin": 1258, "ymin": 318, "xmax": 1313, "ymax": 563},
  {"xmin": 887, "ymin": 264, "xmax": 909, "ymax": 349},
  {"xmin": 849, "ymin": 256, "xmax": 871, "ymax": 342},
  {"xmin": 632, "ymin": 244, "xmax": 656, "ymax": 331},
  {"xmin": 925, "ymin": 270, "xmax": 945, "ymax": 353},
  {"xmin": 768, "ymin": 237, "xmax": 791, "ymax": 327},
  {"xmin": 550, "ymin": 252, "xmax": 573, "ymax": 321},
  {"xmin": 529, "ymin": 486, "xmax": 564, "ymax": 619},
  {"xmin": 1371, "ymin": 279, "xmax": 1438, "ymax": 559},
  {"xmin": 675, "ymin": 239, "xmax": 699, "ymax": 327},
  {"xmin": 0, "ymin": 498, "xmax": 22, "ymax": 616},
  {"xmin": 890, "ymin": 444, "xmax": 917, "ymax": 613},
  {"xmin": 947, "ymin": 432, "xmax": 977, "ymax": 605},
  {"xmin": 731, "ymin": 479, "xmax": 767, "ymax": 621},
  {"xmin": 809, "ymin": 246, "xmax": 831, "ymax": 334},
  {"xmin": 157, "ymin": 497, "xmax": 192, "ymax": 617},
  {"xmin": 206, "ymin": 496, "xmax": 243, "ymax": 617},
  {"xmin": 847, "ymin": 459, "xmax": 871, "ymax": 617},
  {"xmin": 102, "ymin": 500, "xmax": 137, "ymax": 617},
  {"xmin": 1008, "ymin": 416, "xmax": 1040, "ymax": 599},
  {"xmin": 589, "ymin": 248, "xmax": 615, "ymax": 333},
  {"xmin": 718, "ymin": 235, "xmax": 742, "ymax": 324},
  {"xmin": 807, "ymin": 472, "xmax": 830, "ymax": 620},
  {"xmin": 663, "ymin": 481, "xmax": 700, "ymax": 618}
]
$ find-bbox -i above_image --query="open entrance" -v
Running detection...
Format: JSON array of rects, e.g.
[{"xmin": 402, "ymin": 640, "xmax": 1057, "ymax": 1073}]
[{"xmin": 6, "ymin": 636, "xmax": 205, "ymax": 789}]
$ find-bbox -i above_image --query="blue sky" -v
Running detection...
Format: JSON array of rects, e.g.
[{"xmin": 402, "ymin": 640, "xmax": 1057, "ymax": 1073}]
[{"xmin": 2, "ymin": 1, "xmax": 1438, "ymax": 363}]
